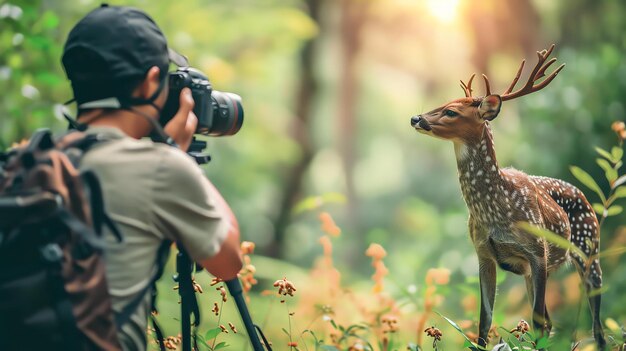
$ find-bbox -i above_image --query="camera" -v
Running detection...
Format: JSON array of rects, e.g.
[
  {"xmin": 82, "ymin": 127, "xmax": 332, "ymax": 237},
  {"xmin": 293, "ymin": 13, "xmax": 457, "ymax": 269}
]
[{"xmin": 160, "ymin": 67, "xmax": 244, "ymax": 136}]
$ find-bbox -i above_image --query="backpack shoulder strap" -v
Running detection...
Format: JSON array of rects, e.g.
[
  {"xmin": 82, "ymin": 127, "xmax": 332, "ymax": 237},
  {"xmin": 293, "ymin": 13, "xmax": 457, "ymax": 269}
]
[{"xmin": 56, "ymin": 131, "xmax": 124, "ymax": 242}]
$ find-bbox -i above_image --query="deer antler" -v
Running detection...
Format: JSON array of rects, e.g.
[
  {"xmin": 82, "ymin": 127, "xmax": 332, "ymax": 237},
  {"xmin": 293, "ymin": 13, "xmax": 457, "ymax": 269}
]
[
  {"xmin": 460, "ymin": 73, "xmax": 492, "ymax": 97},
  {"xmin": 460, "ymin": 45, "xmax": 565, "ymax": 100},
  {"xmin": 500, "ymin": 44, "xmax": 565, "ymax": 101},
  {"xmin": 460, "ymin": 74, "xmax": 475, "ymax": 97}
]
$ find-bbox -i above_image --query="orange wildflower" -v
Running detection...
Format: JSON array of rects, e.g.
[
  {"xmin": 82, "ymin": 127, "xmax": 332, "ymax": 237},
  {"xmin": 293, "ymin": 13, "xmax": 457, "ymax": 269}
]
[
  {"xmin": 216, "ymin": 285, "xmax": 227, "ymax": 302},
  {"xmin": 365, "ymin": 243, "xmax": 387, "ymax": 260},
  {"xmin": 319, "ymin": 211, "xmax": 341, "ymax": 237},
  {"xmin": 241, "ymin": 241, "xmax": 256, "ymax": 255},
  {"xmin": 612, "ymin": 121, "xmax": 626, "ymax": 141},
  {"xmin": 366, "ymin": 243, "xmax": 388, "ymax": 293},
  {"xmin": 273, "ymin": 277, "xmax": 297, "ymax": 297}
]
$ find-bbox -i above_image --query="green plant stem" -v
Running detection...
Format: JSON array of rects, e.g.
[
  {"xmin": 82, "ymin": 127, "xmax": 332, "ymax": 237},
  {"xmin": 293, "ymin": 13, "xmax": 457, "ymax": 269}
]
[
  {"xmin": 211, "ymin": 299, "xmax": 226, "ymax": 350},
  {"xmin": 286, "ymin": 302, "xmax": 295, "ymax": 350}
]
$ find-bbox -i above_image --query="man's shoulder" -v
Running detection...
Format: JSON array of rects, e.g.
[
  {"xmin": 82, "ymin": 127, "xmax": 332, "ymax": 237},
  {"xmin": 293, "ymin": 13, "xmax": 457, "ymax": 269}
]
[
  {"xmin": 81, "ymin": 128, "xmax": 203, "ymax": 183},
  {"xmin": 82, "ymin": 127, "xmax": 193, "ymax": 164}
]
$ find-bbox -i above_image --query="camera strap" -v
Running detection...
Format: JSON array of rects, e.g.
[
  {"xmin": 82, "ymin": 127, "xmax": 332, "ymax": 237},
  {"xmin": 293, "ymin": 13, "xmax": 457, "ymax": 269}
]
[{"xmin": 62, "ymin": 75, "xmax": 178, "ymax": 147}]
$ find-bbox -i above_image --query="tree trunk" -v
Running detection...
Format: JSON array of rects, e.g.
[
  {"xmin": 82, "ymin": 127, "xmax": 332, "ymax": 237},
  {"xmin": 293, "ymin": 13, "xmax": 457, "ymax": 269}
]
[
  {"xmin": 337, "ymin": 0, "xmax": 369, "ymax": 232},
  {"xmin": 269, "ymin": 0, "xmax": 323, "ymax": 258}
]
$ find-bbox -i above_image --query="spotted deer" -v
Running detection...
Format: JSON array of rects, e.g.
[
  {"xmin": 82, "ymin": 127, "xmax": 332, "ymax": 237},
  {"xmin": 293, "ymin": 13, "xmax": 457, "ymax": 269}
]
[{"xmin": 410, "ymin": 45, "xmax": 605, "ymax": 349}]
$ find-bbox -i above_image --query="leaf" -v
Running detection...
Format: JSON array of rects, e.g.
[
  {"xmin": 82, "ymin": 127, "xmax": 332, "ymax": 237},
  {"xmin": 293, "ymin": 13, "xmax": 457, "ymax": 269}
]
[
  {"xmin": 213, "ymin": 341, "xmax": 229, "ymax": 350},
  {"xmin": 498, "ymin": 327, "xmax": 523, "ymax": 349},
  {"xmin": 592, "ymin": 203, "xmax": 605, "ymax": 216},
  {"xmin": 516, "ymin": 222, "xmax": 588, "ymax": 262},
  {"xmin": 292, "ymin": 192, "xmax": 346, "ymax": 214},
  {"xmin": 606, "ymin": 205, "xmax": 623, "ymax": 216},
  {"xmin": 613, "ymin": 186, "xmax": 626, "ymax": 199},
  {"xmin": 435, "ymin": 311, "xmax": 481, "ymax": 349},
  {"xmin": 605, "ymin": 318, "xmax": 622, "ymax": 333},
  {"xmin": 614, "ymin": 175, "xmax": 626, "ymax": 189},
  {"xmin": 301, "ymin": 329, "xmax": 319, "ymax": 344},
  {"xmin": 330, "ymin": 319, "xmax": 338, "ymax": 330},
  {"xmin": 611, "ymin": 146, "xmax": 624, "ymax": 162},
  {"xmin": 596, "ymin": 158, "xmax": 618, "ymax": 183},
  {"xmin": 589, "ymin": 285, "xmax": 609, "ymax": 297},
  {"xmin": 597, "ymin": 246, "xmax": 626, "ymax": 259},
  {"xmin": 535, "ymin": 335, "xmax": 550, "ymax": 349},
  {"xmin": 319, "ymin": 346, "xmax": 340, "ymax": 351},
  {"xmin": 595, "ymin": 147, "xmax": 613, "ymax": 161},
  {"xmin": 282, "ymin": 328, "xmax": 291, "ymax": 337},
  {"xmin": 570, "ymin": 166, "xmax": 606, "ymax": 203},
  {"xmin": 204, "ymin": 327, "xmax": 221, "ymax": 341},
  {"xmin": 596, "ymin": 158, "xmax": 612, "ymax": 173}
]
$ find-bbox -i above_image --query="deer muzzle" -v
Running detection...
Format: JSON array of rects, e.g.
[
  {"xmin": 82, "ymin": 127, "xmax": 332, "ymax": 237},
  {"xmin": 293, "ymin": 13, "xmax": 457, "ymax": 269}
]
[{"xmin": 410, "ymin": 115, "xmax": 432, "ymax": 131}]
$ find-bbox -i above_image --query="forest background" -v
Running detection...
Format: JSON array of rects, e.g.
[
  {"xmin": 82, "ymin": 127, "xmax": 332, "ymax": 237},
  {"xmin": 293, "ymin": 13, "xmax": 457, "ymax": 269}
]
[{"xmin": 1, "ymin": 0, "xmax": 625, "ymax": 350}]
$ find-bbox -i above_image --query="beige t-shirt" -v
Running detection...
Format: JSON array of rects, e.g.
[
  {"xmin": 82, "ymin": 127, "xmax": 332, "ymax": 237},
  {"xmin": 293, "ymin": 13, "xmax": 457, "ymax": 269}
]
[{"xmin": 80, "ymin": 126, "xmax": 230, "ymax": 351}]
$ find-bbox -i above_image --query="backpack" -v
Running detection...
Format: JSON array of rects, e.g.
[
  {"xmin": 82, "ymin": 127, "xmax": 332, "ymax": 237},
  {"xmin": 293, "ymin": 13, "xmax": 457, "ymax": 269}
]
[{"xmin": 0, "ymin": 129, "xmax": 125, "ymax": 351}]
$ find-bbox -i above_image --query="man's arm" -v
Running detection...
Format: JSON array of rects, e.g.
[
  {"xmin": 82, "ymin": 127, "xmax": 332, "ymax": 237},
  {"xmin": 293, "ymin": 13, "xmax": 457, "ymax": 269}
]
[
  {"xmin": 162, "ymin": 88, "xmax": 243, "ymax": 279},
  {"xmin": 152, "ymin": 148, "xmax": 243, "ymax": 281},
  {"xmin": 198, "ymin": 181, "xmax": 242, "ymax": 280}
]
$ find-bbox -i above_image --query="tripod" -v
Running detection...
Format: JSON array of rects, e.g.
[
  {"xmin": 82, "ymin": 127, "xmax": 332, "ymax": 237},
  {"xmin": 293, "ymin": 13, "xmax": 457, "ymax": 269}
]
[{"xmin": 174, "ymin": 138, "xmax": 270, "ymax": 351}]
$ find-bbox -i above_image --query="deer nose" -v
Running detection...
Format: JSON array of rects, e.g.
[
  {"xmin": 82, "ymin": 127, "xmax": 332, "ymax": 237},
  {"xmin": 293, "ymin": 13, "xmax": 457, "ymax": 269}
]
[
  {"xmin": 410, "ymin": 115, "xmax": 421, "ymax": 126},
  {"xmin": 411, "ymin": 115, "xmax": 432, "ymax": 131}
]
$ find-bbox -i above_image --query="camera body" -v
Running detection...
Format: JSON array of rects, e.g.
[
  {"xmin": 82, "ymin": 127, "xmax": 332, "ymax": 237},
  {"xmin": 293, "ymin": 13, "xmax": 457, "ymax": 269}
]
[{"xmin": 160, "ymin": 67, "xmax": 243, "ymax": 136}]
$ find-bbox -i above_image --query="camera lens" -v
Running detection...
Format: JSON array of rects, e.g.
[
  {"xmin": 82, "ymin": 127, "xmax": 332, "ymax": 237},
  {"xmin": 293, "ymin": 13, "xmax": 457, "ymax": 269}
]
[{"xmin": 209, "ymin": 91, "xmax": 244, "ymax": 136}]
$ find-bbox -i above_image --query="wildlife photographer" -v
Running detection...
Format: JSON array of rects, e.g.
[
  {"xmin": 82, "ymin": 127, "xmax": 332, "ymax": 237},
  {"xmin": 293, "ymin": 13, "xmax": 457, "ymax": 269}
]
[{"xmin": 61, "ymin": 4, "xmax": 244, "ymax": 350}]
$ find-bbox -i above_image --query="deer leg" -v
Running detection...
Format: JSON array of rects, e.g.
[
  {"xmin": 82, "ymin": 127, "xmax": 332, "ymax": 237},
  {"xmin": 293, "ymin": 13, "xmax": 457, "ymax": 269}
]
[
  {"xmin": 530, "ymin": 258, "xmax": 549, "ymax": 342},
  {"xmin": 477, "ymin": 258, "xmax": 497, "ymax": 347},
  {"xmin": 573, "ymin": 257, "xmax": 606, "ymax": 350},
  {"xmin": 524, "ymin": 274, "xmax": 552, "ymax": 335}
]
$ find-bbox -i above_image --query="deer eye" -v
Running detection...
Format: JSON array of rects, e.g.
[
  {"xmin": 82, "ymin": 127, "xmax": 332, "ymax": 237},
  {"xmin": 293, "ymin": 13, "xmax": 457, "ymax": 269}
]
[{"xmin": 443, "ymin": 109, "xmax": 458, "ymax": 117}]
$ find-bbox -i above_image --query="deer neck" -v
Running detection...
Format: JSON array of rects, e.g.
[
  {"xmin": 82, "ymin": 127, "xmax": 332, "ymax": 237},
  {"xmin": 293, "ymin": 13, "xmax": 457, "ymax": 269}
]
[{"xmin": 454, "ymin": 123, "xmax": 505, "ymax": 223}]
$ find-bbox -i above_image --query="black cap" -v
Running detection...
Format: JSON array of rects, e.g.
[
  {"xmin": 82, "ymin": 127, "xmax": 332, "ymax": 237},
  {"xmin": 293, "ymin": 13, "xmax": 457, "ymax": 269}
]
[{"xmin": 62, "ymin": 4, "xmax": 188, "ymax": 106}]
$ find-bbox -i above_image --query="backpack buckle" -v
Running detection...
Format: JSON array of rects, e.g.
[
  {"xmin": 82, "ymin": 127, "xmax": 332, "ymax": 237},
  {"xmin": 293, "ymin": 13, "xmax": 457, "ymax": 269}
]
[{"xmin": 40, "ymin": 243, "xmax": 63, "ymax": 263}]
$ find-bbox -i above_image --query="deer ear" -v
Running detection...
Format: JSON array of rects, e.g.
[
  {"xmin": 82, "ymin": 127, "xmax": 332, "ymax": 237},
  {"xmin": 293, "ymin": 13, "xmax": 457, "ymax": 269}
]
[{"xmin": 479, "ymin": 94, "xmax": 502, "ymax": 121}]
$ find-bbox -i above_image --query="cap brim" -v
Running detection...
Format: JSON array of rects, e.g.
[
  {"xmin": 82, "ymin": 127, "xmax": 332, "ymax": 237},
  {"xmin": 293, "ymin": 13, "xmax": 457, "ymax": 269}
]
[{"xmin": 168, "ymin": 48, "xmax": 189, "ymax": 67}]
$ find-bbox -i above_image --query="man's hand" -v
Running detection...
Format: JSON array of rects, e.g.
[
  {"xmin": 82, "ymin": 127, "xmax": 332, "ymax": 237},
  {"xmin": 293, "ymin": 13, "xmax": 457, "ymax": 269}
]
[{"xmin": 164, "ymin": 88, "xmax": 197, "ymax": 151}]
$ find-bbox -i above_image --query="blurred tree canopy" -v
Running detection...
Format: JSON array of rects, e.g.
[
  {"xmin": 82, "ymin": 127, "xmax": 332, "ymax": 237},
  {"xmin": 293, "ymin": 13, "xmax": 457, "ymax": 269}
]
[{"xmin": 1, "ymin": 0, "xmax": 625, "ymax": 345}]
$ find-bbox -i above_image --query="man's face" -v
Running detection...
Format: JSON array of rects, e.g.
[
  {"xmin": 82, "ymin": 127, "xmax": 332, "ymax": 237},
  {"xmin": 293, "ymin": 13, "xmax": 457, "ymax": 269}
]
[{"xmin": 154, "ymin": 75, "xmax": 169, "ymax": 111}]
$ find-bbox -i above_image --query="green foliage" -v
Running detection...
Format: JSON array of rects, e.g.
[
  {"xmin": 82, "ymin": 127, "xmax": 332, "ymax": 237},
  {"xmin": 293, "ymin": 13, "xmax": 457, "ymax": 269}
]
[
  {"xmin": 4, "ymin": 0, "xmax": 626, "ymax": 350},
  {"xmin": 436, "ymin": 311, "xmax": 482, "ymax": 350},
  {"xmin": 517, "ymin": 222, "xmax": 589, "ymax": 262},
  {"xmin": 292, "ymin": 192, "xmax": 347, "ymax": 214},
  {"xmin": 571, "ymin": 139, "xmax": 626, "ymax": 220}
]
